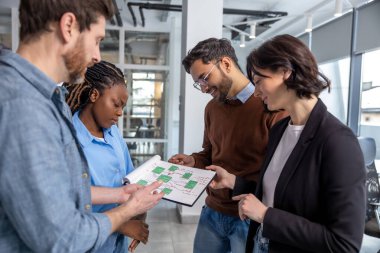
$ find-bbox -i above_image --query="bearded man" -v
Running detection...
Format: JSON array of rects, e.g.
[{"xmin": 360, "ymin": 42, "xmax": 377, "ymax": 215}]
[
  {"xmin": 169, "ymin": 38, "xmax": 288, "ymax": 253},
  {"xmin": 0, "ymin": 1, "xmax": 163, "ymax": 252}
]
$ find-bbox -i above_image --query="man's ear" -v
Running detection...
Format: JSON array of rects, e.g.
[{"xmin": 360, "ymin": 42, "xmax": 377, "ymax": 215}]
[
  {"xmin": 90, "ymin": 89, "xmax": 100, "ymax": 103},
  {"xmin": 220, "ymin": 57, "xmax": 233, "ymax": 73},
  {"xmin": 59, "ymin": 12, "xmax": 78, "ymax": 43}
]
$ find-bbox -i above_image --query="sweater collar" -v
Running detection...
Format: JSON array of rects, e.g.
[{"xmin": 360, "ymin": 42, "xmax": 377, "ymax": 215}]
[{"xmin": 226, "ymin": 82, "xmax": 255, "ymax": 104}]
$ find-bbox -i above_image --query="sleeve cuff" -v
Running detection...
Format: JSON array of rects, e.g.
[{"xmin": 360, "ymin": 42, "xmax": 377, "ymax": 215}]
[
  {"xmin": 232, "ymin": 176, "xmax": 256, "ymax": 196},
  {"xmin": 90, "ymin": 213, "xmax": 112, "ymax": 252}
]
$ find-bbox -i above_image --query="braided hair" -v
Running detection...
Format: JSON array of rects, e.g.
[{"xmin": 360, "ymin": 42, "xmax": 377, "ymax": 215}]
[{"xmin": 63, "ymin": 61, "xmax": 126, "ymax": 113}]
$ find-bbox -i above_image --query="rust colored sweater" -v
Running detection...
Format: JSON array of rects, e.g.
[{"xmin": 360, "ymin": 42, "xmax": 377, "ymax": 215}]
[{"xmin": 192, "ymin": 95, "xmax": 288, "ymax": 217}]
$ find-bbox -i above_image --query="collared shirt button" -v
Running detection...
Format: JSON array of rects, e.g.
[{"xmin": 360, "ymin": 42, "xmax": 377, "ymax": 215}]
[
  {"xmin": 85, "ymin": 204, "xmax": 91, "ymax": 210},
  {"xmin": 82, "ymin": 172, "xmax": 88, "ymax": 179},
  {"xmin": 55, "ymin": 88, "xmax": 60, "ymax": 94}
]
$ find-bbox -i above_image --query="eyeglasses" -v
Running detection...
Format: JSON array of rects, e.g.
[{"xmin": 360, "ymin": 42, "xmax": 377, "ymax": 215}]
[{"xmin": 193, "ymin": 62, "xmax": 218, "ymax": 92}]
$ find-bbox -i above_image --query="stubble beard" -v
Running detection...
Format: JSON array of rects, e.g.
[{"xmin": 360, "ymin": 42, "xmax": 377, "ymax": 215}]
[
  {"xmin": 64, "ymin": 38, "xmax": 89, "ymax": 84},
  {"xmin": 217, "ymin": 74, "xmax": 233, "ymax": 102}
]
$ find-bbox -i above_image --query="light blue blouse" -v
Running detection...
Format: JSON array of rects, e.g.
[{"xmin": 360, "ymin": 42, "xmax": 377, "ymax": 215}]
[
  {"xmin": 73, "ymin": 111, "xmax": 135, "ymax": 253},
  {"xmin": 72, "ymin": 111, "xmax": 134, "ymax": 213}
]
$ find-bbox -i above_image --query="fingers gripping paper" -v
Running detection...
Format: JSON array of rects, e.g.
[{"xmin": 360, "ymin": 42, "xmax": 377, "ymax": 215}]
[{"xmin": 124, "ymin": 155, "xmax": 216, "ymax": 206}]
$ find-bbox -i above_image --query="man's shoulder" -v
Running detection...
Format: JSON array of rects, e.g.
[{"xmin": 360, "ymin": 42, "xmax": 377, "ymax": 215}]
[
  {"xmin": 0, "ymin": 96, "xmax": 55, "ymax": 124},
  {"xmin": 0, "ymin": 69, "xmax": 47, "ymax": 111},
  {"xmin": 240, "ymin": 96, "xmax": 269, "ymax": 114},
  {"xmin": 0, "ymin": 70, "xmax": 56, "ymax": 128},
  {"xmin": 0, "ymin": 59, "xmax": 32, "ymax": 103},
  {"xmin": 0, "ymin": 81, "xmax": 43, "ymax": 115},
  {"xmin": 0, "ymin": 47, "xmax": 12, "ymax": 58},
  {"xmin": 245, "ymin": 95, "xmax": 265, "ymax": 106}
]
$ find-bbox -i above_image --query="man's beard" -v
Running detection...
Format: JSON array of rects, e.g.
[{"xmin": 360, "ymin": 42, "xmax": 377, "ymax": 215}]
[
  {"xmin": 217, "ymin": 73, "xmax": 233, "ymax": 102},
  {"xmin": 64, "ymin": 38, "xmax": 88, "ymax": 84}
]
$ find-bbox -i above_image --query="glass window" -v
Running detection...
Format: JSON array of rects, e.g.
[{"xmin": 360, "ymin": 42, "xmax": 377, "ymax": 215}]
[
  {"xmin": 100, "ymin": 29, "xmax": 120, "ymax": 63},
  {"xmin": 130, "ymin": 72, "xmax": 162, "ymax": 118},
  {"xmin": 123, "ymin": 70, "xmax": 166, "ymax": 137},
  {"xmin": 101, "ymin": 29, "xmax": 171, "ymax": 167},
  {"xmin": 125, "ymin": 31, "xmax": 169, "ymax": 65},
  {"xmin": 359, "ymin": 49, "xmax": 380, "ymax": 159},
  {"xmin": 0, "ymin": 7, "xmax": 12, "ymax": 49},
  {"xmin": 123, "ymin": 70, "xmax": 168, "ymax": 167},
  {"xmin": 319, "ymin": 57, "xmax": 350, "ymax": 124}
]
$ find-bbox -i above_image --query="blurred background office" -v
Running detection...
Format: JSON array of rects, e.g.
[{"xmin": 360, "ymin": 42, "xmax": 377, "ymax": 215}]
[{"xmin": 1, "ymin": 0, "xmax": 380, "ymax": 252}]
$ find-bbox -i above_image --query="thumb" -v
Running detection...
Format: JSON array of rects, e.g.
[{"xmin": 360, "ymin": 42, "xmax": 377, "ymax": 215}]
[
  {"xmin": 209, "ymin": 180, "xmax": 217, "ymax": 189},
  {"xmin": 205, "ymin": 165, "xmax": 218, "ymax": 171},
  {"xmin": 232, "ymin": 194, "xmax": 248, "ymax": 201}
]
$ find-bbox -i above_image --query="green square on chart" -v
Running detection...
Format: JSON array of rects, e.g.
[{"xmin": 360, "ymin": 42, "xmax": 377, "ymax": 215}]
[
  {"xmin": 182, "ymin": 173, "xmax": 192, "ymax": 179},
  {"xmin": 153, "ymin": 166, "xmax": 165, "ymax": 174},
  {"xmin": 162, "ymin": 188, "xmax": 172, "ymax": 195},
  {"xmin": 168, "ymin": 165, "xmax": 178, "ymax": 171},
  {"xmin": 185, "ymin": 180, "xmax": 197, "ymax": 189},
  {"xmin": 137, "ymin": 179, "xmax": 148, "ymax": 186},
  {"xmin": 157, "ymin": 175, "xmax": 172, "ymax": 183}
]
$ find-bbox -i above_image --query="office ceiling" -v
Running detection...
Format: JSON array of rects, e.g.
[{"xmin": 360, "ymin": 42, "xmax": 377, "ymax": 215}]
[
  {"xmin": 0, "ymin": 0, "xmax": 371, "ymax": 54},
  {"xmin": 110, "ymin": 0, "xmax": 370, "ymax": 55}
]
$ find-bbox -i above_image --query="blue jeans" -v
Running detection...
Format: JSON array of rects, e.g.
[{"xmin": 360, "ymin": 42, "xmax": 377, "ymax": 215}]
[
  {"xmin": 253, "ymin": 225, "xmax": 269, "ymax": 253},
  {"xmin": 193, "ymin": 205, "xmax": 249, "ymax": 253}
]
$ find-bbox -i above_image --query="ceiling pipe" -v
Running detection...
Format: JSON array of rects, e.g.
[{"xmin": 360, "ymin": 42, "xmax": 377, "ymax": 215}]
[
  {"xmin": 139, "ymin": 6, "xmax": 145, "ymax": 27},
  {"xmin": 223, "ymin": 25, "xmax": 250, "ymax": 37},
  {"xmin": 225, "ymin": 16, "xmax": 285, "ymax": 27},
  {"xmin": 127, "ymin": 2, "xmax": 181, "ymax": 26},
  {"xmin": 223, "ymin": 8, "xmax": 287, "ymax": 18},
  {"xmin": 126, "ymin": 2, "xmax": 287, "ymax": 27},
  {"xmin": 127, "ymin": 3, "xmax": 137, "ymax": 27},
  {"xmin": 112, "ymin": 0, "xmax": 123, "ymax": 26}
]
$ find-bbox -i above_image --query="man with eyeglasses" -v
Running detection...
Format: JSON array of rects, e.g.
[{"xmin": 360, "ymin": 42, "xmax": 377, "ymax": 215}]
[{"xmin": 169, "ymin": 38, "xmax": 287, "ymax": 253}]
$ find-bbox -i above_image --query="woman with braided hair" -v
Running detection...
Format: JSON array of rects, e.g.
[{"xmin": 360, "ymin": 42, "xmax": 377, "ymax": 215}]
[{"xmin": 63, "ymin": 60, "xmax": 148, "ymax": 253}]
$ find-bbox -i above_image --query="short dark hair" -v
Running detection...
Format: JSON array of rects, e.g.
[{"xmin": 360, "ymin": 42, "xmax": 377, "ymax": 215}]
[
  {"xmin": 19, "ymin": 0, "xmax": 115, "ymax": 43},
  {"xmin": 182, "ymin": 38, "xmax": 241, "ymax": 73},
  {"xmin": 63, "ymin": 60, "xmax": 125, "ymax": 114},
  {"xmin": 246, "ymin": 34, "xmax": 330, "ymax": 99}
]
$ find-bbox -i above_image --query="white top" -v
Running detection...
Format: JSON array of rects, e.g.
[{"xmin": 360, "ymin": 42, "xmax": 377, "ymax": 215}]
[
  {"xmin": 93, "ymin": 136, "xmax": 105, "ymax": 142},
  {"xmin": 262, "ymin": 121, "xmax": 305, "ymax": 207}
]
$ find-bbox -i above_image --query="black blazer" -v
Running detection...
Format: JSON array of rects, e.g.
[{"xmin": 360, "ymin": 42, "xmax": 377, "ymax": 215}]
[{"xmin": 234, "ymin": 99, "xmax": 366, "ymax": 253}]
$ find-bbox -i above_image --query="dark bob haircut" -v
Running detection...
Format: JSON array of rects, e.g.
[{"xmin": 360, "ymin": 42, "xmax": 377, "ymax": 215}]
[{"xmin": 246, "ymin": 34, "xmax": 330, "ymax": 99}]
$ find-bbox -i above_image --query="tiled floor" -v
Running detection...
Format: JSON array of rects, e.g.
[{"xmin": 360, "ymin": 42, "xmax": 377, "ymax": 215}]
[
  {"xmin": 133, "ymin": 201, "xmax": 197, "ymax": 253},
  {"xmin": 132, "ymin": 200, "xmax": 380, "ymax": 253}
]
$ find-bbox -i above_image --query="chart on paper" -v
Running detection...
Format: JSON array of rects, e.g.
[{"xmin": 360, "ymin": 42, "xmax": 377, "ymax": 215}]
[{"xmin": 125, "ymin": 155, "xmax": 216, "ymax": 206}]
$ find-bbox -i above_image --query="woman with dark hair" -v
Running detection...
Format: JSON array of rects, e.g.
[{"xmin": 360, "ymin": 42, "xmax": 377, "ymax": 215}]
[{"xmin": 207, "ymin": 34, "xmax": 366, "ymax": 253}]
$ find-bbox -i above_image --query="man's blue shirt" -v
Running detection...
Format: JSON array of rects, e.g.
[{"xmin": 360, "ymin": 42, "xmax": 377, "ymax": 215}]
[
  {"xmin": 0, "ymin": 49, "xmax": 111, "ymax": 252},
  {"xmin": 229, "ymin": 82, "xmax": 255, "ymax": 104},
  {"xmin": 235, "ymin": 82, "xmax": 255, "ymax": 103}
]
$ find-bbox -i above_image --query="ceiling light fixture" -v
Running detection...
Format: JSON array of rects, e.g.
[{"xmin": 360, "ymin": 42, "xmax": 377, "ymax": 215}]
[
  {"xmin": 240, "ymin": 34, "xmax": 246, "ymax": 47},
  {"xmin": 249, "ymin": 23, "xmax": 256, "ymax": 39},
  {"xmin": 334, "ymin": 0, "xmax": 343, "ymax": 17},
  {"xmin": 305, "ymin": 15, "xmax": 313, "ymax": 33}
]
